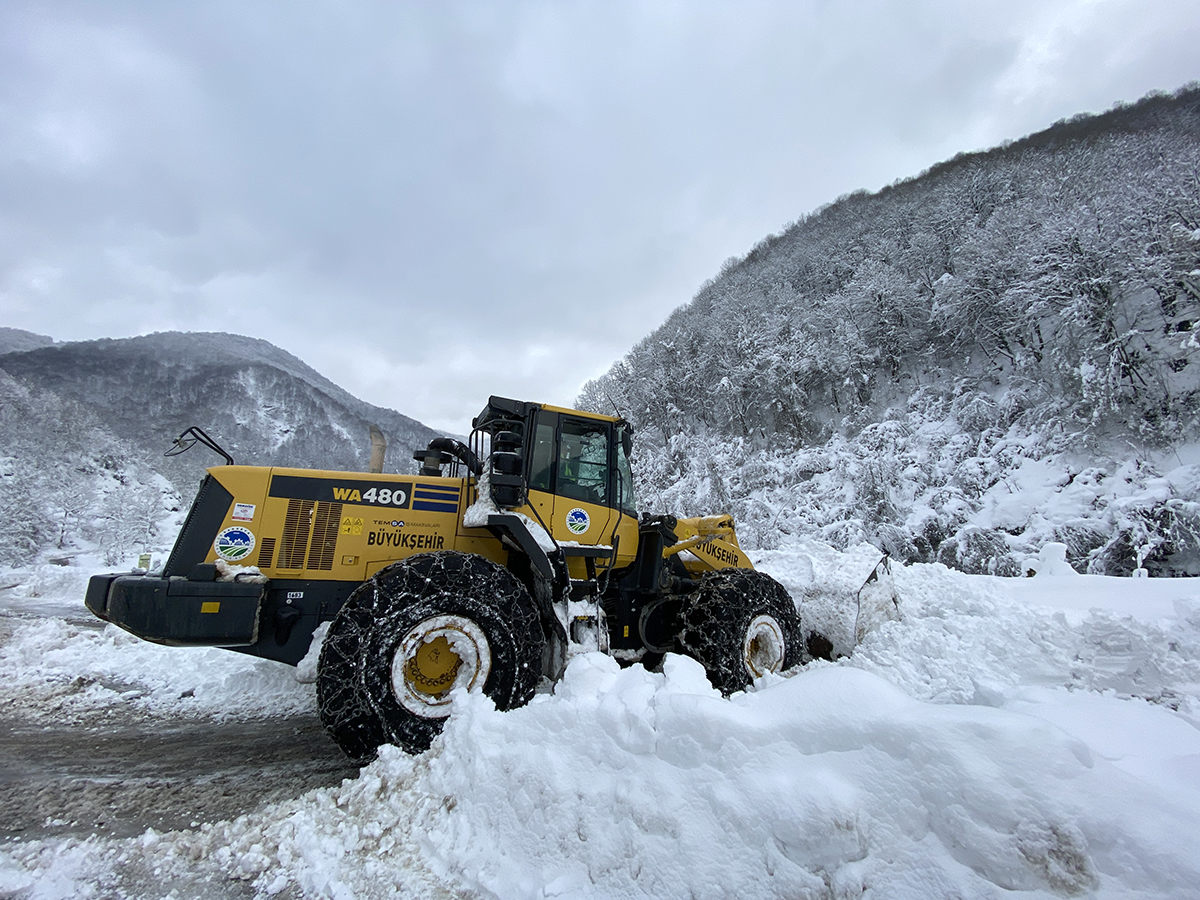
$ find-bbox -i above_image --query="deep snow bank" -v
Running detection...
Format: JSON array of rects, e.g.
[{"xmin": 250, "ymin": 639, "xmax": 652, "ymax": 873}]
[
  {"xmin": 3, "ymin": 549, "xmax": 1200, "ymax": 899},
  {"xmin": 0, "ymin": 566, "xmax": 315, "ymax": 723},
  {"xmin": 377, "ymin": 656, "xmax": 1199, "ymax": 899},
  {"xmin": 139, "ymin": 651, "xmax": 1200, "ymax": 900}
]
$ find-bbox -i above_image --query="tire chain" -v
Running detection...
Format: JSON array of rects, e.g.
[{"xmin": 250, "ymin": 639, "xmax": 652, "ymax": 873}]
[
  {"xmin": 316, "ymin": 591, "xmax": 386, "ymax": 761},
  {"xmin": 317, "ymin": 551, "xmax": 542, "ymax": 759},
  {"xmin": 678, "ymin": 568, "xmax": 803, "ymax": 696}
]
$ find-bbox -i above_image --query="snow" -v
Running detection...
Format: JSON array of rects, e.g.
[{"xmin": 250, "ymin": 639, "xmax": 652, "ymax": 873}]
[
  {"xmin": 379, "ymin": 658, "xmax": 1196, "ymax": 899},
  {"xmin": 1023, "ymin": 541, "xmax": 1080, "ymax": 576},
  {"xmin": 0, "ymin": 615, "xmax": 318, "ymax": 723},
  {"xmin": 293, "ymin": 621, "xmax": 330, "ymax": 685},
  {"xmin": 992, "ymin": 571, "xmax": 1200, "ymax": 621},
  {"xmin": 215, "ymin": 559, "xmax": 268, "ymax": 583},
  {"xmin": 461, "ymin": 468, "xmax": 500, "ymax": 528},
  {"xmin": 2, "ymin": 548, "xmax": 1200, "ymax": 899},
  {"xmin": 0, "ymin": 566, "xmax": 315, "ymax": 723},
  {"xmin": 463, "ymin": 467, "xmax": 557, "ymax": 551}
]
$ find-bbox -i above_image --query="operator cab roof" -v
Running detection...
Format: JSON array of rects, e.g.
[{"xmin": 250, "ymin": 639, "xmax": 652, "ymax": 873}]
[{"xmin": 472, "ymin": 396, "xmax": 623, "ymax": 431}]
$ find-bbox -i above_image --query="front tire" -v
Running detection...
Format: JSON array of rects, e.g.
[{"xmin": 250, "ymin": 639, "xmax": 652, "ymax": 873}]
[
  {"xmin": 317, "ymin": 552, "xmax": 543, "ymax": 758},
  {"xmin": 678, "ymin": 568, "xmax": 802, "ymax": 695}
]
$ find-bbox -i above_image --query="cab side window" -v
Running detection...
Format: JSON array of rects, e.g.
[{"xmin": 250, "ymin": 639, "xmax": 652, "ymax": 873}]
[
  {"xmin": 528, "ymin": 421, "xmax": 556, "ymax": 492},
  {"xmin": 557, "ymin": 419, "xmax": 609, "ymax": 505}
]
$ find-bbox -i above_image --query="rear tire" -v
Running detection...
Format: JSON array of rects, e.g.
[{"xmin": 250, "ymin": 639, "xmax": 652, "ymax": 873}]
[
  {"xmin": 317, "ymin": 551, "xmax": 543, "ymax": 758},
  {"xmin": 678, "ymin": 568, "xmax": 802, "ymax": 695},
  {"xmin": 316, "ymin": 598, "xmax": 387, "ymax": 761}
]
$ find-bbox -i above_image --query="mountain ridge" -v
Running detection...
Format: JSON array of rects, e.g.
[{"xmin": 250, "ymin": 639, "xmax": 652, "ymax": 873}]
[
  {"xmin": 0, "ymin": 330, "xmax": 442, "ymax": 564},
  {"xmin": 0, "ymin": 327, "xmax": 54, "ymax": 355},
  {"xmin": 582, "ymin": 84, "xmax": 1200, "ymax": 577},
  {"xmin": 0, "ymin": 330, "xmax": 434, "ymax": 471}
]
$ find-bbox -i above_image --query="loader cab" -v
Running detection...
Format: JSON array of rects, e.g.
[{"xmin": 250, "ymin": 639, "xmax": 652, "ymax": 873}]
[
  {"xmin": 470, "ymin": 397, "xmax": 639, "ymax": 567},
  {"xmin": 528, "ymin": 414, "xmax": 635, "ymax": 512}
]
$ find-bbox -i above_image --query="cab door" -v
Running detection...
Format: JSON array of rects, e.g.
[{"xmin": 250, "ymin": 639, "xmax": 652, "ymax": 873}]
[
  {"xmin": 524, "ymin": 410, "xmax": 558, "ymax": 536},
  {"xmin": 549, "ymin": 416, "xmax": 614, "ymax": 546}
]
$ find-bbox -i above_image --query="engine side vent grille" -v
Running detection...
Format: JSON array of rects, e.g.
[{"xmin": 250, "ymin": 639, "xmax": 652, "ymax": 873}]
[
  {"xmin": 306, "ymin": 502, "xmax": 343, "ymax": 571},
  {"xmin": 257, "ymin": 537, "xmax": 276, "ymax": 570},
  {"xmin": 278, "ymin": 499, "xmax": 315, "ymax": 569}
]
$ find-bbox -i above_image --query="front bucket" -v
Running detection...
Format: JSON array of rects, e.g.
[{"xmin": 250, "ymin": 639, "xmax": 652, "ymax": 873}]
[{"xmin": 853, "ymin": 554, "xmax": 900, "ymax": 645}]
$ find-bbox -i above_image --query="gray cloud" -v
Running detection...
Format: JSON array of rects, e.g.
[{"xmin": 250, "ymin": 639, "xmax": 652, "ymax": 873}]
[{"xmin": 2, "ymin": 0, "xmax": 1198, "ymax": 431}]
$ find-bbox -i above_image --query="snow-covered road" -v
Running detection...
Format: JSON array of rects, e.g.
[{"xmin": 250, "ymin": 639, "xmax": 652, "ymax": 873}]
[
  {"xmin": 2, "ymin": 546, "xmax": 1199, "ymax": 900},
  {"xmin": 0, "ymin": 714, "xmax": 357, "ymax": 842}
]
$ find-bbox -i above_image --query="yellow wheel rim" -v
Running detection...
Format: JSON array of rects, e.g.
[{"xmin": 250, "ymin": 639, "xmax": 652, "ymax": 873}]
[
  {"xmin": 403, "ymin": 635, "xmax": 461, "ymax": 697},
  {"xmin": 743, "ymin": 614, "xmax": 786, "ymax": 678},
  {"xmin": 392, "ymin": 615, "xmax": 492, "ymax": 718}
]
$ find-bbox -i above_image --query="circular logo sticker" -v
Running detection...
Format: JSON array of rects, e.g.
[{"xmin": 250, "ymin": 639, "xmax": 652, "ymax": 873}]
[
  {"xmin": 565, "ymin": 508, "xmax": 590, "ymax": 535},
  {"xmin": 215, "ymin": 526, "xmax": 256, "ymax": 561}
]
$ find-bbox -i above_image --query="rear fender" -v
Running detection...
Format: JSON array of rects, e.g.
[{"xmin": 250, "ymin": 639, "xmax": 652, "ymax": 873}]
[{"xmin": 484, "ymin": 513, "xmax": 570, "ymax": 651}]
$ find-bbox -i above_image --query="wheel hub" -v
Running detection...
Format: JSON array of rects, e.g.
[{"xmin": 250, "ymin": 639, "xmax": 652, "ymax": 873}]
[
  {"xmin": 743, "ymin": 614, "xmax": 786, "ymax": 678},
  {"xmin": 392, "ymin": 615, "xmax": 491, "ymax": 718}
]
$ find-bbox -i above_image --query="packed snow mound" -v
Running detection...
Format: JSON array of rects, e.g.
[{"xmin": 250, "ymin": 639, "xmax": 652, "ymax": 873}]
[
  {"xmin": 132, "ymin": 651, "xmax": 1200, "ymax": 900},
  {"xmin": 397, "ymin": 656, "xmax": 1189, "ymax": 898},
  {"xmin": 0, "ymin": 616, "xmax": 316, "ymax": 722},
  {"xmin": 855, "ymin": 561, "xmax": 1200, "ymax": 718},
  {"xmin": 4, "ymin": 549, "xmax": 1200, "ymax": 899}
]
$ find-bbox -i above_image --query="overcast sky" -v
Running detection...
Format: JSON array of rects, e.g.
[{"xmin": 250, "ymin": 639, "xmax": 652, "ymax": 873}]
[{"xmin": 2, "ymin": 1, "xmax": 1198, "ymax": 433}]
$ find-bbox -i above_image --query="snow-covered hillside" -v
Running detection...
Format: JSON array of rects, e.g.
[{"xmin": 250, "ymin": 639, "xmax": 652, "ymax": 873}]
[
  {"xmin": 0, "ymin": 330, "xmax": 441, "ymax": 566},
  {"xmin": 2, "ymin": 545, "xmax": 1198, "ymax": 900},
  {"xmin": 581, "ymin": 86, "xmax": 1200, "ymax": 579}
]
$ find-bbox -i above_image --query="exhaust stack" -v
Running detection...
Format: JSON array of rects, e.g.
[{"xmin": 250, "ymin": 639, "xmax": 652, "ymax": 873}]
[{"xmin": 368, "ymin": 425, "xmax": 386, "ymax": 473}]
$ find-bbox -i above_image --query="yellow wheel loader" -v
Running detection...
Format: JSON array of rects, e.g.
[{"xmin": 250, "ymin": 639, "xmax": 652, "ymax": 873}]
[{"xmin": 86, "ymin": 397, "xmax": 802, "ymax": 758}]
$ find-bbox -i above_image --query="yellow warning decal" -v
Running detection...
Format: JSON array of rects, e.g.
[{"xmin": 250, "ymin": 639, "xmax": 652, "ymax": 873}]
[
  {"xmin": 340, "ymin": 516, "xmax": 364, "ymax": 535},
  {"xmin": 200, "ymin": 601, "xmax": 221, "ymax": 614}
]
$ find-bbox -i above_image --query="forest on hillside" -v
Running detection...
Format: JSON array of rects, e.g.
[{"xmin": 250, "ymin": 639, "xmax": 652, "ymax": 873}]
[
  {"xmin": 582, "ymin": 86, "xmax": 1200, "ymax": 577},
  {"xmin": 0, "ymin": 367, "xmax": 167, "ymax": 566},
  {"xmin": 0, "ymin": 333, "xmax": 438, "ymax": 567}
]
